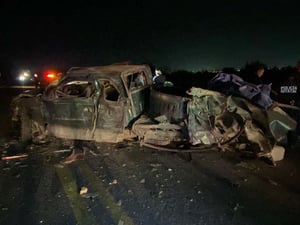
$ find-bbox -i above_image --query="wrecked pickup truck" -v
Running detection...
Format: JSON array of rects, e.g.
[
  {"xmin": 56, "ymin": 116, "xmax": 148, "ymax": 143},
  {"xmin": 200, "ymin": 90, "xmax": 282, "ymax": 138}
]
[
  {"xmin": 10, "ymin": 64, "xmax": 297, "ymax": 164},
  {"xmin": 11, "ymin": 64, "xmax": 152, "ymax": 143}
]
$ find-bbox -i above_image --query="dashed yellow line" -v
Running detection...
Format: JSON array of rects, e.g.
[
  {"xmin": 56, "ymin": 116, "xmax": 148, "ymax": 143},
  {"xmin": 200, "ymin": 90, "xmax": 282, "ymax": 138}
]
[
  {"xmin": 77, "ymin": 161, "xmax": 135, "ymax": 225},
  {"xmin": 56, "ymin": 166, "xmax": 98, "ymax": 225},
  {"xmin": 56, "ymin": 161, "xmax": 135, "ymax": 225}
]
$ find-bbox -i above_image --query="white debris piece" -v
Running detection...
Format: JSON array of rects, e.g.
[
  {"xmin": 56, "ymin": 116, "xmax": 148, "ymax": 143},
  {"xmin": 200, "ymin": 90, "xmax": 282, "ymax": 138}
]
[
  {"xmin": 150, "ymin": 163, "xmax": 162, "ymax": 167},
  {"xmin": 79, "ymin": 186, "xmax": 88, "ymax": 195},
  {"xmin": 109, "ymin": 179, "xmax": 118, "ymax": 185},
  {"xmin": 270, "ymin": 145, "xmax": 285, "ymax": 161},
  {"xmin": 140, "ymin": 178, "xmax": 145, "ymax": 184}
]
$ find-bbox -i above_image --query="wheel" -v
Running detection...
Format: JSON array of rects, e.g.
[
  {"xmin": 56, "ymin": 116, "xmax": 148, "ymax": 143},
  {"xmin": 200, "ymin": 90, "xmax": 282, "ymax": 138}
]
[{"xmin": 20, "ymin": 109, "xmax": 32, "ymax": 143}]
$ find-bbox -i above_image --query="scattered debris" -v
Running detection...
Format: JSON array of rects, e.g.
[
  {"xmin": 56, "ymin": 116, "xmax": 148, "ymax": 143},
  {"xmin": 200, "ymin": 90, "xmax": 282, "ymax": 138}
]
[
  {"xmin": 1, "ymin": 153, "xmax": 28, "ymax": 161},
  {"xmin": 61, "ymin": 150, "xmax": 85, "ymax": 164},
  {"xmin": 79, "ymin": 186, "xmax": 88, "ymax": 195},
  {"xmin": 233, "ymin": 203, "xmax": 240, "ymax": 211},
  {"xmin": 150, "ymin": 163, "xmax": 162, "ymax": 168},
  {"xmin": 109, "ymin": 179, "xmax": 118, "ymax": 185},
  {"xmin": 270, "ymin": 145, "xmax": 285, "ymax": 161},
  {"xmin": 268, "ymin": 179, "xmax": 278, "ymax": 186},
  {"xmin": 53, "ymin": 149, "xmax": 72, "ymax": 153},
  {"xmin": 88, "ymin": 150, "xmax": 99, "ymax": 156},
  {"xmin": 140, "ymin": 178, "xmax": 145, "ymax": 184},
  {"xmin": 151, "ymin": 168, "xmax": 158, "ymax": 172},
  {"xmin": 158, "ymin": 190, "xmax": 163, "ymax": 198},
  {"xmin": 117, "ymin": 200, "xmax": 122, "ymax": 206},
  {"xmin": 14, "ymin": 161, "xmax": 22, "ymax": 166}
]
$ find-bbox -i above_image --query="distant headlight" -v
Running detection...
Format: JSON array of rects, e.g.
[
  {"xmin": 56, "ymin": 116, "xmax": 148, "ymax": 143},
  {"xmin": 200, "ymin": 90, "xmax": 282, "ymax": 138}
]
[
  {"xmin": 18, "ymin": 71, "xmax": 32, "ymax": 82},
  {"xmin": 18, "ymin": 75, "xmax": 27, "ymax": 81}
]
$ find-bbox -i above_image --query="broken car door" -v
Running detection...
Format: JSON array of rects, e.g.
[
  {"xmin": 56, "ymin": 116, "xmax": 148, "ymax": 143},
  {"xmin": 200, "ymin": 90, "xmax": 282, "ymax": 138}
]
[{"xmin": 42, "ymin": 79, "xmax": 97, "ymax": 140}]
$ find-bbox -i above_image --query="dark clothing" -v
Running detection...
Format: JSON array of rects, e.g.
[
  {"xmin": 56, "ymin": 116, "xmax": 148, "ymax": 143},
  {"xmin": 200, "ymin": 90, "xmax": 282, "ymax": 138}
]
[
  {"xmin": 244, "ymin": 74, "xmax": 263, "ymax": 85},
  {"xmin": 153, "ymin": 75, "xmax": 166, "ymax": 84}
]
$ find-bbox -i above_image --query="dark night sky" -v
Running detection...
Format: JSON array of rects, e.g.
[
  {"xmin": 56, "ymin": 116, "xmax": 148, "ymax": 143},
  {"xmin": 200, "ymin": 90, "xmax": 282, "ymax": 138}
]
[{"xmin": 1, "ymin": 0, "xmax": 300, "ymax": 73}]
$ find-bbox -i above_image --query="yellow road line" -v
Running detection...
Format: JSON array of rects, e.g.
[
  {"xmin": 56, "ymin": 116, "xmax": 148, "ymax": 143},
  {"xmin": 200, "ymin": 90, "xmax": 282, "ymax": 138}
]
[
  {"xmin": 56, "ymin": 166, "xmax": 98, "ymax": 225},
  {"xmin": 78, "ymin": 161, "xmax": 135, "ymax": 225}
]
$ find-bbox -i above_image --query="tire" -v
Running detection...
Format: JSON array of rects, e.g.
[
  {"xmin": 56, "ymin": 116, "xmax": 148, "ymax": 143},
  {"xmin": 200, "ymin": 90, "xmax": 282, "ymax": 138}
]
[{"xmin": 20, "ymin": 109, "xmax": 32, "ymax": 143}]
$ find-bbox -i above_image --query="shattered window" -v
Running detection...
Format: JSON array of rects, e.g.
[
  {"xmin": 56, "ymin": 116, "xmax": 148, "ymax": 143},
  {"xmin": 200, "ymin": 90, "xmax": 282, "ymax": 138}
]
[
  {"xmin": 102, "ymin": 80, "xmax": 120, "ymax": 102},
  {"xmin": 55, "ymin": 81, "xmax": 95, "ymax": 98},
  {"xmin": 126, "ymin": 71, "xmax": 147, "ymax": 90}
]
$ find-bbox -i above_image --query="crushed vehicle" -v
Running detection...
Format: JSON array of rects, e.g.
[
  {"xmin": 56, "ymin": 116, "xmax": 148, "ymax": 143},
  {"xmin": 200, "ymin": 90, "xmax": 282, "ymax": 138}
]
[
  {"xmin": 11, "ymin": 64, "xmax": 152, "ymax": 143},
  {"xmin": 10, "ymin": 64, "xmax": 298, "ymax": 164}
]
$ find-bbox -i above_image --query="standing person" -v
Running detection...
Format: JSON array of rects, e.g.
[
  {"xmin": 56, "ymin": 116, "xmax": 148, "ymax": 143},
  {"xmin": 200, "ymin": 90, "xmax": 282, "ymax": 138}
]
[
  {"xmin": 241, "ymin": 61, "xmax": 267, "ymax": 85},
  {"xmin": 152, "ymin": 68, "xmax": 166, "ymax": 85}
]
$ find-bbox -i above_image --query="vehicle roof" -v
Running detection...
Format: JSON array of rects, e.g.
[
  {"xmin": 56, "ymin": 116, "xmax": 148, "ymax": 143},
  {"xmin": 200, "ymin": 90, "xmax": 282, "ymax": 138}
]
[
  {"xmin": 66, "ymin": 64, "xmax": 151, "ymax": 79},
  {"xmin": 62, "ymin": 64, "xmax": 152, "ymax": 96}
]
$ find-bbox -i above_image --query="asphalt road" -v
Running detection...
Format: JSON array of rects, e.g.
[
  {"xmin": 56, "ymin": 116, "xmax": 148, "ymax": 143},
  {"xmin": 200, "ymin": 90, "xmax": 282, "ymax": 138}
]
[{"xmin": 0, "ymin": 87, "xmax": 300, "ymax": 225}]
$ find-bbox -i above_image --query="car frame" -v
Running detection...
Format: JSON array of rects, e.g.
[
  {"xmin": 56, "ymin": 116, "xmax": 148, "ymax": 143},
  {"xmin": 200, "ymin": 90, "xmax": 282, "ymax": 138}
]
[{"xmin": 11, "ymin": 64, "xmax": 153, "ymax": 144}]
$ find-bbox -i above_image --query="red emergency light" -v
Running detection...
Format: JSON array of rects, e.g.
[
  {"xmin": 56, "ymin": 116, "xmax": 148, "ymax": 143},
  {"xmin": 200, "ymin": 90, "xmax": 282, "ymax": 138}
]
[{"xmin": 44, "ymin": 71, "xmax": 61, "ymax": 83}]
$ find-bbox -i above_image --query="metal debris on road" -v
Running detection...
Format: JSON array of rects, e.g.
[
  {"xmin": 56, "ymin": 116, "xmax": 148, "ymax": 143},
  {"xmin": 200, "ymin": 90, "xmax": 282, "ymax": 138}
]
[
  {"xmin": 158, "ymin": 190, "xmax": 163, "ymax": 198},
  {"xmin": 151, "ymin": 168, "xmax": 158, "ymax": 172},
  {"xmin": 53, "ymin": 149, "xmax": 72, "ymax": 153},
  {"xmin": 88, "ymin": 150, "xmax": 99, "ymax": 156},
  {"xmin": 268, "ymin": 179, "xmax": 278, "ymax": 186},
  {"xmin": 233, "ymin": 203, "xmax": 240, "ymax": 211},
  {"xmin": 109, "ymin": 179, "xmax": 118, "ymax": 185},
  {"xmin": 150, "ymin": 163, "xmax": 162, "ymax": 167},
  {"xmin": 140, "ymin": 178, "xmax": 145, "ymax": 184},
  {"xmin": 1, "ymin": 153, "xmax": 28, "ymax": 160},
  {"xmin": 117, "ymin": 200, "xmax": 122, "ymax": 206},
  {"xmin": 80, "ymin": 186, "xmax": 88, "ymax": 195}
]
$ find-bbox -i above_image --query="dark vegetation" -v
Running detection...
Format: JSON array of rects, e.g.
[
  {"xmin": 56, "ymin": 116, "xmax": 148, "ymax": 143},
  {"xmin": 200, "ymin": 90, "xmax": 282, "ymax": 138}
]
[
  {"xmin": 1, "ymin": 60, "xmax": 299, "ymax": 97},
  {"xmin": 162, "ymin": 61, "xmax": 298, "ymax": 103}
]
